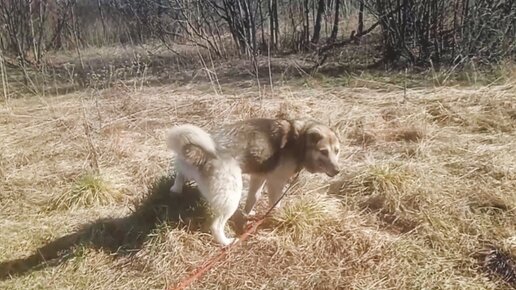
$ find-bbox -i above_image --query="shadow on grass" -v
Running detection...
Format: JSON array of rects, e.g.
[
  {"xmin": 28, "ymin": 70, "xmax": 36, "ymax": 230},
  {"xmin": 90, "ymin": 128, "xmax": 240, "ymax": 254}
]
[{"xmin": 0, "ymin": 175, "xmax": 210, "ymax": 280}]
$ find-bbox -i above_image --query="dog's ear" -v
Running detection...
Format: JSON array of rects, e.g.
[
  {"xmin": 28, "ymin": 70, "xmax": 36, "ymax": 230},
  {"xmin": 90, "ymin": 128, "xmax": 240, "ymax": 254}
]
[
  {"xmin": 307, "ymin": 129, "xmax": 324, "ymax": 146},
  {"xmin": 278, "ymin": 120, "xmax": 291, "ymax": 149},
  {"xmin": 291, "ymin": 119, "xmax": 306, "ymax": 139}
]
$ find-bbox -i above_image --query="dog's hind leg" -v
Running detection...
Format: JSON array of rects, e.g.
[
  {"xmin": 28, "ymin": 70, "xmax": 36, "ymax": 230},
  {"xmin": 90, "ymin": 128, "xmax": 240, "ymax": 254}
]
[
  {"xmin": 206, "ymin": 161, "xmax": 243, "ymax": 246},
  {"xmin": 208, "ymin": 187, "xmax": 242, "ymax": 246},
  {"xmin": 210, "ymin": 211, "xmax": 236, "ymax": 246},
  {"xmin": 170, "ymin": 158, "xmax": 187, "ymax": 194},
  {"xmin": 244, "ymin": 175, "xmax": 266, "ymax": 215},
  {"xmin": 170, "ymin": 172, "xmax": 184, "ymax": 194}
]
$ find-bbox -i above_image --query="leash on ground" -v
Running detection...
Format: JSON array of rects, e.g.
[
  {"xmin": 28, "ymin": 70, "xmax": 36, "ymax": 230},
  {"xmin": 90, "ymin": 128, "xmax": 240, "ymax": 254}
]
[{"xmin": 168, "ymin": 173, "xmax": 301, "ymax": 290}]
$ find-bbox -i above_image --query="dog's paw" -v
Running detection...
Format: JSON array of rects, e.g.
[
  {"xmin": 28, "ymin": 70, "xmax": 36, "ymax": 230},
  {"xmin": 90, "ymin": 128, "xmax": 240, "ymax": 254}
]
[
  {"xmin": 241, "ymin": 210, "xmax": 257, "ymax": 220},
  {"xmin": 231, "ymin": 212, "xmax": 247, "ymax": 235},
  {"xmin": 169, "ymin": 185, "xmax": 182, "ymax": 195},
  {"xmin": 222, "ymin": 237, "xmax": 238, "ymax": 247}
]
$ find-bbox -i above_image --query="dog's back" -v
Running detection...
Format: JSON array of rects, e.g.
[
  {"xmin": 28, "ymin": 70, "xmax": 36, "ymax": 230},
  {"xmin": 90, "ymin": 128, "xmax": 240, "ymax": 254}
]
[{"xmin": 213, "ymin": 118, "xmax": 294, "ymax": 173}]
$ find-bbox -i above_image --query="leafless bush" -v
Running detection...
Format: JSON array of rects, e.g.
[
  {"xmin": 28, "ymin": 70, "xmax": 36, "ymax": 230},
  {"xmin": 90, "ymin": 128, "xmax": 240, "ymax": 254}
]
[
  {"xmin": 0, "ymin": 0, "xmax": 514, "ymax": 74},
  {"xmin": 362, "ymin": 0, "xmax": 515, "ymax": 66}
]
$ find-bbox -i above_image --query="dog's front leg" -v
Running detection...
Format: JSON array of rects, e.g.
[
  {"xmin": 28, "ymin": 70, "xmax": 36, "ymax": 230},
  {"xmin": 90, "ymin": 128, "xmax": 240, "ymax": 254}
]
[
  {"xmin": 266, "ymin": 177, "xmax": 288, "ymax": 210},
  {"xmin": 170, "ymin": 172, "xmax": 185, "ymax": 194},
  {"xmin": 243, "ymin": 175, "xmax": 266, "ymax": 215}
]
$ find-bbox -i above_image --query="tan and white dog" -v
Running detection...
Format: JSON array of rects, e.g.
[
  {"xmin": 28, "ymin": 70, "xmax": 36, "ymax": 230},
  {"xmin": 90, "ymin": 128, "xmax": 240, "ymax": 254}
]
[{"xmin": 166, "ymin": 118, "xmax": 341, "ymax": 246}]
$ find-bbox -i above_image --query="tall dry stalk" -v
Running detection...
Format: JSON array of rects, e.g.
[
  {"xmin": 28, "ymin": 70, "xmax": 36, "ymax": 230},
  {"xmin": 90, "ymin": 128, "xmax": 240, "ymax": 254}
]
[
  {"xmin": 197, "ymin": 45, "xmax": 221, "ymax": 95},
  {"xmin": 252, "ymin": 54, "xmax": 263, "ymax": 100},
  {"xmin": 81, "ymin": 98, "xmax": 100, "ymax": 174},
  {"xmin": 0, "ymin": 49, "xmax": 8, "ymax": 103}
]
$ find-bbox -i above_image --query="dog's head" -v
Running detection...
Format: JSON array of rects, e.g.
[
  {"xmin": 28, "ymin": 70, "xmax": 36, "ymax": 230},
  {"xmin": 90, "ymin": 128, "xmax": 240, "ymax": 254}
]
[{"xmin": 292, "ymin": 120, "xmax": 341, "ymax": 177}]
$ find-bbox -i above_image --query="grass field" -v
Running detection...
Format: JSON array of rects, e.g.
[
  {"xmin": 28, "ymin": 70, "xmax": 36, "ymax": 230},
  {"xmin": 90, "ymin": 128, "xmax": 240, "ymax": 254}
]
[{"xmin": 0, "ymin": 61, "xmax": 515, "ymax": 289}]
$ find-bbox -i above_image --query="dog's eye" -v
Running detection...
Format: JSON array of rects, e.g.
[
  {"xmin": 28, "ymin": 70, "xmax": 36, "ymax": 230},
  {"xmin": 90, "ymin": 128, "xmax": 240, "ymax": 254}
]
[{"xmin": 320, "ymin": 149, "xmax": 329, "ymax": 156}]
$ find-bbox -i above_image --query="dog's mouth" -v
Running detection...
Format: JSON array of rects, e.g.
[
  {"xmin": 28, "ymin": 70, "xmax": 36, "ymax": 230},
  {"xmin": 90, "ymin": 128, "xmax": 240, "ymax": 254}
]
[
  {"xmin": 325, "ymin": 168, "xmax": 339, "ymax": 177},
  {"xmin": 315, "ymin": 163, "xmax": 339, "ymax": 177}
]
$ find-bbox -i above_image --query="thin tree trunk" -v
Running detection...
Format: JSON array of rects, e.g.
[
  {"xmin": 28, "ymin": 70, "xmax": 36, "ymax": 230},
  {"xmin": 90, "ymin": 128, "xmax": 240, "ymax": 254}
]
[
  {"xmin": 246, "ymin": 0, "xmax": 256, "ymax": 54},
  {"xmin": 71, "ymin": 4, "xmax": 84, "ymax": 69},
  {"xmin": 303, "ymin": 0, "xmax": 310, "ymax": 46},
  {"xmin": 259, "ymin": 0, "xmax": 266, "ymax": 48},
  {"xmin": 268, "ymin": 0, "xmax": 275, "ymax": 48},
  {"xmin": 273, "ymin": 0, "xmax": 278, "ymax": 48},
  {"xmin": 452, "ymin": 0, "xmax": 459, "ymax": 60},
  {"xmin": 312, "ymin": 0, "xmax": 325, "ymax": 44},
  {"xmin": 97, "ymin": 0, "xmax": 107, "ymax": 40},
  {"xmin": 329, "ymin": 0, "xmax": 340, "ymax": 42},
  {"xmin": 358, "ymin": 0, "xmax": 364, "ymax": 35},
  {"xmin": 28, "ymin": 0, "xmax": 38, "ymax": 63},
  {"xmin": 36, "ymin": 1, "xmax": 47, "ymax": 62}
]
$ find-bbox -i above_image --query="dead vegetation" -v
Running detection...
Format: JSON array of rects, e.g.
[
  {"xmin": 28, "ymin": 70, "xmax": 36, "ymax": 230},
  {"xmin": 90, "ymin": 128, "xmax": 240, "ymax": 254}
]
[
  {"xmin": 0, "ymin": 62, "xmax": 515, "ymax": 289},
  {"xmin": 47, "ymin": 172, "xmax": 122, "ymax": 210}
]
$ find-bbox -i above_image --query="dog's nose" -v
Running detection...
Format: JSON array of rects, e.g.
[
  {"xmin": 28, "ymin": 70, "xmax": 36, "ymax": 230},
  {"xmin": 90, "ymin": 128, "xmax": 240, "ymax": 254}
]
[{"xmin": 327, "ymin": 167, "xmax": 340, "ymax": 177}]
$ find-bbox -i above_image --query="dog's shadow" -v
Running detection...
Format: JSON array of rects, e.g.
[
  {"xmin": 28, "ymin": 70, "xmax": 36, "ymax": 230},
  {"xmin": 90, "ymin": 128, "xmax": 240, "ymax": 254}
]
[{"xmin": 0, "ymin": 175, "xmax": 220, "ymax": 280}]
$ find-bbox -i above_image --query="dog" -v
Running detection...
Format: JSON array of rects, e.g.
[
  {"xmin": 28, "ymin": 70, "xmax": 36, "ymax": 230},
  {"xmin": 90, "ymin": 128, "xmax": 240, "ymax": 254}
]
[{"xmin": 166, "ymin": 118, "xmax": 341, "ymax": 246}]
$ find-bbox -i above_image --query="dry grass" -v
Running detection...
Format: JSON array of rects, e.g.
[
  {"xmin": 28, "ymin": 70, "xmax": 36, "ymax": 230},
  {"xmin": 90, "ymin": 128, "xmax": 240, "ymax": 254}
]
[
  {"xmin": 0, "ymin": 62, "xmax": 515, "ymax": 289},
  {"xmin": 47, "ymin": 172, "xmax": 122, "ymax": 210}
]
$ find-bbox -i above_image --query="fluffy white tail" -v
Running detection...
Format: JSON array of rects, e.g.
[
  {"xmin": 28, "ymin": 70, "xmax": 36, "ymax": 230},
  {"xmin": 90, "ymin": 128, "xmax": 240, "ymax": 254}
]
[{"xmin": 167, "ymin": 124, "xmax": 217, "ymax": 165}]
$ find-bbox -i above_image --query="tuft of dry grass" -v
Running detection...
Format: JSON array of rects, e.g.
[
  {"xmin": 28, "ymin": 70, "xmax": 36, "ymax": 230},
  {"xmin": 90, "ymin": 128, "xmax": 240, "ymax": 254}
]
[
  {"xmin": 269, "ymin": 194, "xmax": 342, "ymax": 242},
  {"xmin": 48, "ymin": 172, "xmax": 122, "ymax": 210}
]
